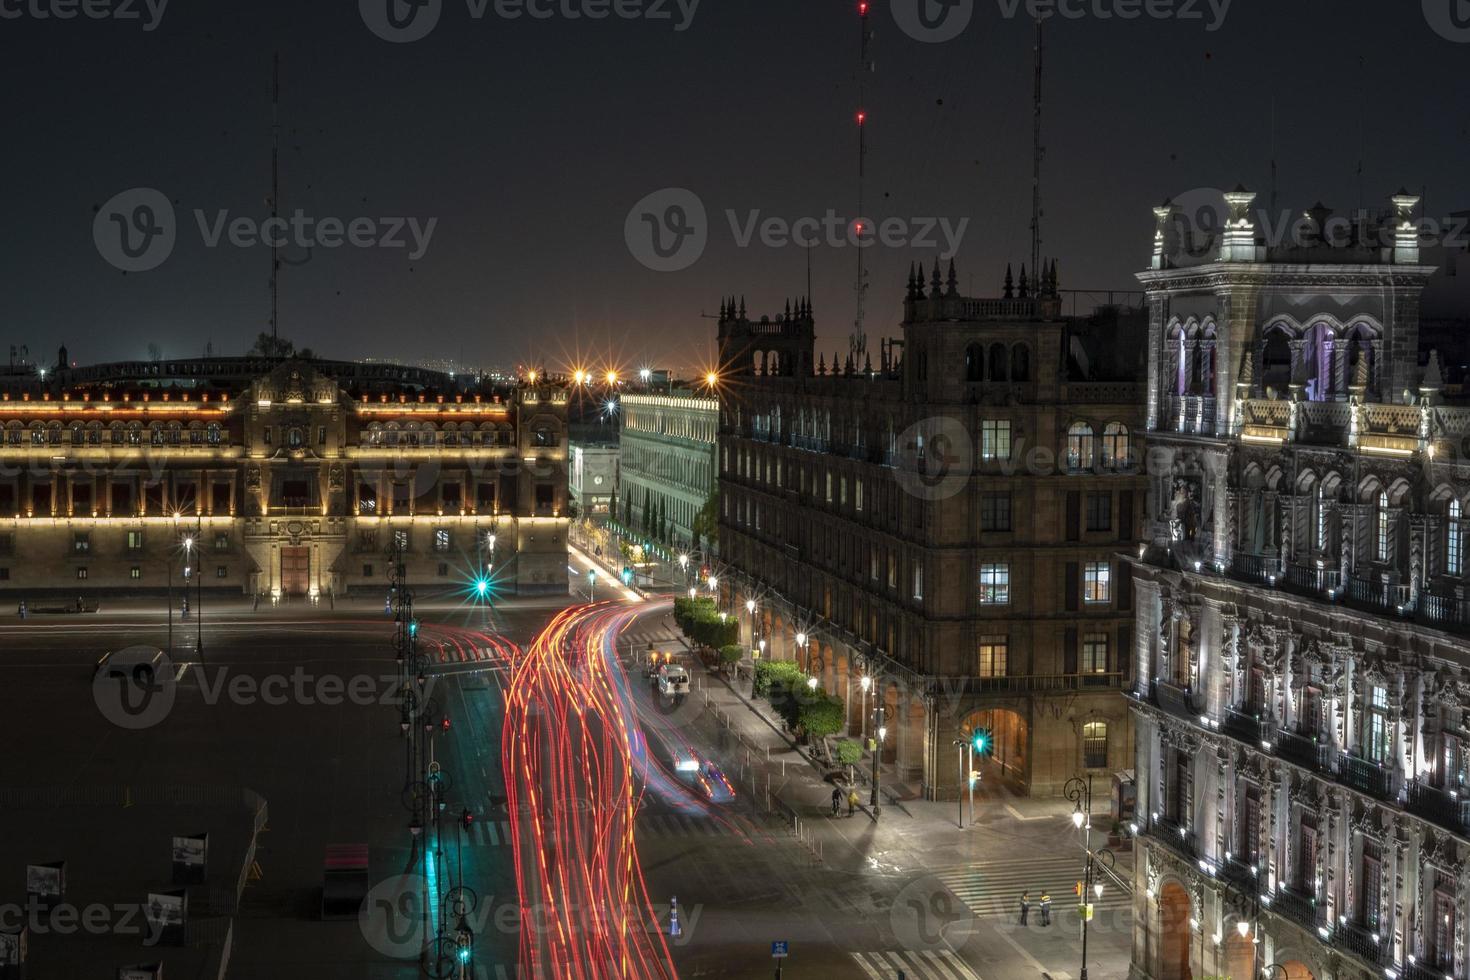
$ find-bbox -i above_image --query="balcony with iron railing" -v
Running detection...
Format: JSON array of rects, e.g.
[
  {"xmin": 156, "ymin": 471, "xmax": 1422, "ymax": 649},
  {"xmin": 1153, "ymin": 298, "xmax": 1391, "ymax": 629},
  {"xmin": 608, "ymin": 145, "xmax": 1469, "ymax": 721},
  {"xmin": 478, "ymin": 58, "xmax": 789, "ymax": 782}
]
[
  {"xmin": 1284, "ymin": 562, "xmax": 1340, "ymax": 597},
  {"xmin": 1403, "ymin": 957, "xmax": 1455, "ymax": 980},
  {"xmin": 931, "ymin": 673, "xmax": 1125, "ymax": 698},
  {"xmin": 1269, "ymin": 885, "xmax": 1325, "ymax": 932},
  {"xmin": 1406, "ymin": 780, "xmax": 1470, "ymax": 836},
  {"xmin": 1419, "ymin": 591, "xmax": 1470, "ymax": 628},
  {"xmin": 1151, "ymin": 816, "xmax": 1197, "ymax": 860},
  {"xmin": 1337, "ymin": 754, "xmax": 1397, "ymax": 802},
  {"xmin": 1231, "ymin": 552, "xmax": 1276, "ymax": 586},
  {"xmin": 1333, "ymin": 918, "xmax": 1390, "ymax": 967},
  {"xmin": 1220, "ymin": 854, "xmax": 1261, "ymax": 893},
  {"xmin": 1275, "ymin": 727, "xmax": 1333, "ymax": 773},
  {"xmin": 1223, "ymin": 706, "xmax": 1271, "ymax": 747},
  {"xmin": 1150, "ymin": 679, "xmax": 1201, "ymax": 722},
  {"xmin": 1346, "ymin": 575, "xmax": 1409, "ymax": 614}
]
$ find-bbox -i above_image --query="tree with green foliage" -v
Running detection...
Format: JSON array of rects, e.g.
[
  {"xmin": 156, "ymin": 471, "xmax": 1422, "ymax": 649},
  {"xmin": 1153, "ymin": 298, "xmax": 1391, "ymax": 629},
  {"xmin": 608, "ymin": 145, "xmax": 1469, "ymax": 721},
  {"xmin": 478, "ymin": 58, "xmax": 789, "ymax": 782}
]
[
  {"xmin": 799, "ymin": 694, "xmax": 845, "ymax": 742},
  {"xmin": 692, "ymin": 486, "xmax": 719, "ymax": 551},
  {"xmin": 718, "ymin": 644, "xmax": 744, "ymax": 675},
  {"xmin": 836, "ymin": 738, "xmax": 863, "ymax": 782}
]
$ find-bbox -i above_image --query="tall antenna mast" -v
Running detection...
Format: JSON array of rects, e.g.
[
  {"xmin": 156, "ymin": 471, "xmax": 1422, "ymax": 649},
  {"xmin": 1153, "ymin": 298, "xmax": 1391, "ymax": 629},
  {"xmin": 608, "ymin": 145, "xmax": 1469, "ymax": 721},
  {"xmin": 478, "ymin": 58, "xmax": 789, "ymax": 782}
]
[
  {"xmin": 852, "ymin": 1, "xmax": 873, "ymax": 361},
  {"xmin": 269, "ymin": 53, "xmax": 281, "ymax": 346},
  {"xmin": 1269, "ymin": 97, "xmax": 1278, "ymax": 215},
  {"xmin": 1029, "ymin": 15, "xmax": 1044, "ymax": 289}
]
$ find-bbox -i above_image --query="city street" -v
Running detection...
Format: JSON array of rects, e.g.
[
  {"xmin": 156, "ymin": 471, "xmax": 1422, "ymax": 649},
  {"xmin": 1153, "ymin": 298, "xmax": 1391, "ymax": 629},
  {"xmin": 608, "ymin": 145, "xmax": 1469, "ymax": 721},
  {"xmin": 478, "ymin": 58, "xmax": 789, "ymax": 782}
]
[{"xmin": 0, "ymin": 572, "xmax": 1133, "ymax": 980}]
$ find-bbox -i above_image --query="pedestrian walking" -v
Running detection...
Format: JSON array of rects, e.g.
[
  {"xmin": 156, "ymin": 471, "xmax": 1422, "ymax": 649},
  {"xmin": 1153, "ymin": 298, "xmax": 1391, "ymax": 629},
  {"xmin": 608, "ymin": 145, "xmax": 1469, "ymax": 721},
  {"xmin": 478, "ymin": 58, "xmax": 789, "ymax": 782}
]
[
  {"xmin": 1039, "ymin": 892, "xmax": 1051, "ymax": 926},
  {"xmin": 831, "ymin": 787, "xmax": 842, "ymax": 817},
  {"xmin": 385, "ymin": 594, "xmax": 392, "ymax": 616},
  {"xmin": 17, "ymin": 599, "xmax": 26, "ymax": 619},
  {"xmin": 847, "ymin": 789, "xmax": 859, "ymax": 817},
  {"xmin": 1019, "ymin": 891, "xmax": 1030, "ymax": 926}
]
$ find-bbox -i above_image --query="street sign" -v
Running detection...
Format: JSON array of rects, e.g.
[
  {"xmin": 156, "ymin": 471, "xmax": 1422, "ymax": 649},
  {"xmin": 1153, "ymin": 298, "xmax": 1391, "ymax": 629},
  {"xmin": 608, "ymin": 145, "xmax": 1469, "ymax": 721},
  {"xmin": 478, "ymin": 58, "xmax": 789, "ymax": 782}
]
[{"xmin": 771, "ymin": 941, "xmax": 788, "ymax": 958}]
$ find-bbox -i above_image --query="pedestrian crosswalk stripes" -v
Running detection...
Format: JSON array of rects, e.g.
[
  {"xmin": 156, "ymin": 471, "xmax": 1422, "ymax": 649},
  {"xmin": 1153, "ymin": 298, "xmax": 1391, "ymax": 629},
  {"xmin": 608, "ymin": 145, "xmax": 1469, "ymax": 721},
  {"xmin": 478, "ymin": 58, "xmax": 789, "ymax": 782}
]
[
  {"xmin": 932, "ymin": 853, "xmax": 1132, "ymax": 920},
  {"xmin": 452, "ymin": 811, "xmax": 737, "ymax": 846},
  {"xmin": 851, "ymin": 950, "xmax": 983, "ymax": 980}
]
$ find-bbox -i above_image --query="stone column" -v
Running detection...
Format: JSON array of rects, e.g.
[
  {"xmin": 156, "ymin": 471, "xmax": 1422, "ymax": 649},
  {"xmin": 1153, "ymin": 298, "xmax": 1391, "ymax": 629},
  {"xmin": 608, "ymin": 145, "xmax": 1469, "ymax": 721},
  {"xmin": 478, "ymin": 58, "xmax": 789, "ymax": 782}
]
[{"xmin": 1289, "ymin": 339, "xmax": 1309, "ymax": 387}]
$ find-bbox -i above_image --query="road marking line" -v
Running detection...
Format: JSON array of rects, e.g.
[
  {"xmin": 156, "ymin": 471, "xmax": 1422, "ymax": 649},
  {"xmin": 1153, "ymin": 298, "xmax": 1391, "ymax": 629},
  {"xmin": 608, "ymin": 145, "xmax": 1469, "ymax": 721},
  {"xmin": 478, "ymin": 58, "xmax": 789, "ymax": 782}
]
[{"xmin": 1004, "ymin": 804, "xmax": 1054, "ymax": 821}]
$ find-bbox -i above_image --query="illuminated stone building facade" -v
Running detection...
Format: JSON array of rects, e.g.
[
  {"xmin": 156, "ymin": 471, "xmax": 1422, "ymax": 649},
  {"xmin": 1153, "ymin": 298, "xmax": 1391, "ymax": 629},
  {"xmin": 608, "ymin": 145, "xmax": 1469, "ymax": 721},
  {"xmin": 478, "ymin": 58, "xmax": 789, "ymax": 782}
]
[
  {"xmin": 618, "ymin": 392, "xmax": 717, "ymax": 548},
  {"xmin": 716, "ymin": 270, "xmax": 1146, "ymax": 800},
  {"xmin": 0, "ymin": 356, "xmax": 569, "ymax": 598},
  {"xmin": 1127, "ymin": 191, "xmax": 1470, "ymax": 980}
]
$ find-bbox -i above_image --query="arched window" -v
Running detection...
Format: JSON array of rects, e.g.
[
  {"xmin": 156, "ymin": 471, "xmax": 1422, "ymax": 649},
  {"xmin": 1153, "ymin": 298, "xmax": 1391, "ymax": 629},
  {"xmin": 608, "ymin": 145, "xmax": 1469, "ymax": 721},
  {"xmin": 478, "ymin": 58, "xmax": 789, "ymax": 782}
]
[
  {"xmin": 1101, "ymin": 423, "xmax": 1130, "ymax": 469},
  {"xmin": 965, "ymin": 343, "xmax": 984, "ymax": 382},
  {"xmin": 1262, "ymin": 332, "xmax": 1292, "ymax": 391},
  {"xmin": 1082, "ymin": 721, "xmax": 1108, "ymax": 768},
  {"xmin": 1316, "ymin": 484, "xmax": 1328, "ymax": 552},
  {"xmin": 1067, "ymin": 422, "xmax": 1095, "ymax": 471},
  {"xmin": 1450, "ymin": 499, "xmax": 1464, "ymax": 577},
  {"xmin": 1376, "ymin": 491, "xmax": 1391, "ymax": 562},
  {"xmin": 988, "ymin": 343, "xmax": 1007, "ymax": 382},
  {"xmin": 1011, "ymin": 345, "xmax": 1030, "ymax": 382}
]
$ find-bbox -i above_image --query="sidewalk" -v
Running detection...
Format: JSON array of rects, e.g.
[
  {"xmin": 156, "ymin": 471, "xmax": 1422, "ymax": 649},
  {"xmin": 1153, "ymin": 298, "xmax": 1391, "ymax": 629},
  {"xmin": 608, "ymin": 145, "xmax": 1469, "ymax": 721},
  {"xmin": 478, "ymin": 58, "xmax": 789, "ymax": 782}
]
[{"xmin": 634, "ymin": 609, "xmax": 1137, "ymax": 889}]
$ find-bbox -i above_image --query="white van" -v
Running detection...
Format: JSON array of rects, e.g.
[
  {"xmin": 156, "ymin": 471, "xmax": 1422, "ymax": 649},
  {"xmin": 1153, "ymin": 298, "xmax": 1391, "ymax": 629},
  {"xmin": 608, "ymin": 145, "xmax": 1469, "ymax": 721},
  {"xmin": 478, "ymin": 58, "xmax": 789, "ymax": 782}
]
[{"xmin": 657, "ymin": 663, "xmax": 690, "ymax": 697}]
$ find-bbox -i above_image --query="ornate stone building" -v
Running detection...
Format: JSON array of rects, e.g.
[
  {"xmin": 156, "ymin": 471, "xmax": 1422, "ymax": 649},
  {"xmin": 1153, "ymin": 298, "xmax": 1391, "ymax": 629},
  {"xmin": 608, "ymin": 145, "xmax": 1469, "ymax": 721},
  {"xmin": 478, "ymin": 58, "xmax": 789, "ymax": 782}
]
[
  {"xmin": 716, "ymin": 267, "xmax": 1146, "ymax": 799},
  {"xmin": 1127, "ymin": 191, "xmax": 1470, "ymax": 980},
  {"xmin": 0, "ymin": 356, "xmax": 570, "ymax": 598},
  {"xmin": 618, "ymin": 391, "xmax": 717, "ymax": 548}
]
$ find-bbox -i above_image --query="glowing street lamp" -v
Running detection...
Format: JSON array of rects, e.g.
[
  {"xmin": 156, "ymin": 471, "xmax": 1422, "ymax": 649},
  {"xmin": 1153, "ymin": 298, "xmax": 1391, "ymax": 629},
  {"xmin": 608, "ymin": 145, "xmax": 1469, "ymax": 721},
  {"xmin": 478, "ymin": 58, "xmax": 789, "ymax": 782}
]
[
  {"xmin": 688, "ymin": 587, "xmax": 696, "ymax": 599},
  {"xmin": 704, "ymin": 371, "xmax": 719, "ymax": 389},
  {"xmin": 605, "ymin": 370, "xmax": 619, "ymax": 385},
  {"xmin": 707, "ymin": 575, "xmax": 718, "ymax": 592},
  {"xmin": 639, "ymin": 368, "xmax": 652, "ymax": 382},
  {"xmin": 745, "ymin": 598, "xmax": 755, "ymax": 614}
]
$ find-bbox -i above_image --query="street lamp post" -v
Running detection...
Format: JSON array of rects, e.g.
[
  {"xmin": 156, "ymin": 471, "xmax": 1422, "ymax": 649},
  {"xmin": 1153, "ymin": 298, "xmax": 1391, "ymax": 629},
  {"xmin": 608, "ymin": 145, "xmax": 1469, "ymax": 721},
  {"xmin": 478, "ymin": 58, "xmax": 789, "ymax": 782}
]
[
  {"xmin": 794, "ymin": 631, "xmax": 807, "ymax": 671},
  {"xmin": 871, "ymin": 709, "xmax": 886, "ymax": 818},
  {"xmin": 953, "ymin": 739, "xmax": 967, "ymax": 829},
  {"xmin": 745, "ymin": 597, "xmax": 756, "ymax": 649},
  {"xmin": 587, "ymin": 568, "xmax": 597, "ymax": 602},
  {"xmin": 1065, "ymin": 774, "xmax": 1110, "ymax": 980},
  {"xmin": 859, "ymin": 675, "xmax": 871, "ymax": 740}
]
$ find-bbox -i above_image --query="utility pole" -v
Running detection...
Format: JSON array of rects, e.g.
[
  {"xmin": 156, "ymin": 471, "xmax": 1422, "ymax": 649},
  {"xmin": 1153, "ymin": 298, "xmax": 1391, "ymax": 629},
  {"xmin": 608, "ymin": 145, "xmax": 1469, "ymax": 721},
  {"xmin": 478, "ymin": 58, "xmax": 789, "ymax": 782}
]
[
  {"xmin": 851, "ymin": 1, "xmax": 874, "ymax": 363},
  {"xmin": 1029, "ymin": 14, "xmax": 1045, "ymax": 288},
  {"xmin": 269, "ymin": 53, "xmax": 281, "ymax": 346}
]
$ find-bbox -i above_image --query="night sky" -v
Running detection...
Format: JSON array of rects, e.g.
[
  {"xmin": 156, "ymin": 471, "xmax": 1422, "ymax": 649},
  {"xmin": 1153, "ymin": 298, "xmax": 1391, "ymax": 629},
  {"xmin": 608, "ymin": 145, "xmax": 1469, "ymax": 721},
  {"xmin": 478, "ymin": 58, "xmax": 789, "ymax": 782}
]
[{"xmin": 4, "ymin": 0, "xmax": 1469, "ymax": 374}]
